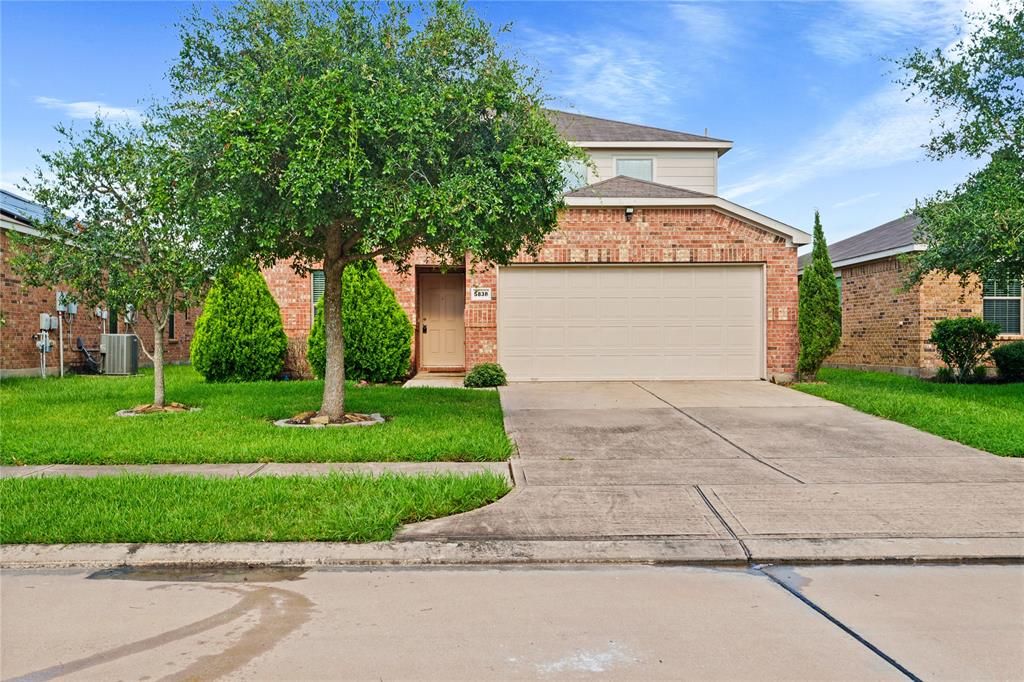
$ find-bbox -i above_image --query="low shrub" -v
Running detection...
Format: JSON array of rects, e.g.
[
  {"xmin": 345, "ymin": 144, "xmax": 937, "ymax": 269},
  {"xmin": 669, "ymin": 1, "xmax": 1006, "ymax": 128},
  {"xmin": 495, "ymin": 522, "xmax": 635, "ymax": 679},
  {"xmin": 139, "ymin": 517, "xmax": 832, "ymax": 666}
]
[
  {"xmin": 464, "ymin": 363, "xmax": 507, "ymax": 388},
  {"xmin": 992, "ymin": 340, "xmax": 1024, "ymax": 381},
  {"xmin": 929, "ymin": 317, "xmax": 1000, "ymax": 383},
  {"xmin": 307, "ymin": 260, "xmax": 413, "ymax": 383},
  {"xmin": 191, "ymin": 264, "xmax": 288, "ymax": 382}
]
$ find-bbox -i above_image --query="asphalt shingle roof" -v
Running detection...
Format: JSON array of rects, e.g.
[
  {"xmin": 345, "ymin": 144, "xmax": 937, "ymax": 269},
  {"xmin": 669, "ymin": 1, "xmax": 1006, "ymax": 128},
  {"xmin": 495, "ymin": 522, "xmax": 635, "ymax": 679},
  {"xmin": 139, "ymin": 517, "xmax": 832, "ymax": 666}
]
[
  {"xmin": 547, "ymin": 110, "xmax": 731, "ymax": 144},
  {"xmin": 565, "ymin": 175, "xmax": 713, "ymax": 199},
  {"xmin": 798, "ymin": 214, "xmax": 921, "ymax": 269}
]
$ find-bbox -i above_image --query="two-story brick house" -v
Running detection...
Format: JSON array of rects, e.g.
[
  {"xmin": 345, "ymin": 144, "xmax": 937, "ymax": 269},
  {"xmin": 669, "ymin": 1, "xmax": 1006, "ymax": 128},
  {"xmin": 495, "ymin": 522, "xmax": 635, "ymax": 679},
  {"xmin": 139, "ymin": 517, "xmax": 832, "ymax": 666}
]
[
  {"xmin": 798, "ymin": 213, "xmax": 1023, "ymax": 376},
  {"xmin": 266, "ymin": 111, "xmax": 811, "ymax": 382}
]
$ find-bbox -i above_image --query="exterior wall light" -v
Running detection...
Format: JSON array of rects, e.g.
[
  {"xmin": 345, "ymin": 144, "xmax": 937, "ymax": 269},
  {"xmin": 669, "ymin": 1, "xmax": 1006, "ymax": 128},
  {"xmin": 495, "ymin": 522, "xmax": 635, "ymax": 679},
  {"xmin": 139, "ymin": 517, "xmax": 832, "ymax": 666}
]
[{"xmin": 625, "ymin": 207, "xmax": 634, "ymax": 222}]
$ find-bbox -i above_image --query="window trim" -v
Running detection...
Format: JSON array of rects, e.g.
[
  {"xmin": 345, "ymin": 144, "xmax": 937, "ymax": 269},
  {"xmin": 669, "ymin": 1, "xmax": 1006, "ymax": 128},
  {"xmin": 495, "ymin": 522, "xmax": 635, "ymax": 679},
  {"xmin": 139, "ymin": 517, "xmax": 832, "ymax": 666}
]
[
  {"xmin": 982, "ymin": 279, "xmax": 1023, "ymax": 336},
  {"xmin": 613, "ymin": 156, "xmax": 656, "ymax": 183}
]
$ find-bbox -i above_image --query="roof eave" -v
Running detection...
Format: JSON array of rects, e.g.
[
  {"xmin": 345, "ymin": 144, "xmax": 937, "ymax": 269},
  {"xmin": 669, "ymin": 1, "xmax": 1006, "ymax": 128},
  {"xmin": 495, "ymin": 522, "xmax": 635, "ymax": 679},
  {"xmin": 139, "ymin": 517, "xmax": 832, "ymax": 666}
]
[
  {"xmin": 563, "ymin": 196, "xmax": 811, "ymax": 247},
  {"xmin": 572, "ymin": 140, "xmax": 733, "ymax": 155},
  {"xmin": 797, "ymin": 243, "xmax": 928, "ymax": 274}
]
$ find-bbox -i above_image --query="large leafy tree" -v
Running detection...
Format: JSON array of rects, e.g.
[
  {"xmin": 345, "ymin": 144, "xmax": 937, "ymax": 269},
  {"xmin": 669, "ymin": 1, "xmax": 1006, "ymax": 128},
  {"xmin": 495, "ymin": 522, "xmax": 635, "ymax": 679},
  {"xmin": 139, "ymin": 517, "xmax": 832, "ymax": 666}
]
[
  {"xmin": 894, "ymin": 3, "xmax": 1024, "ymax": 285},
  {"xmin": 168, "ymin": 0, "xmax": 579, "ymax": 421},
  {"xmin": 797, "ymin": 211, "xmax": 842, "ymax": 381},
  {"xmin": 11, "ymin": 118, "xmax": 215, "ymax": 407}
]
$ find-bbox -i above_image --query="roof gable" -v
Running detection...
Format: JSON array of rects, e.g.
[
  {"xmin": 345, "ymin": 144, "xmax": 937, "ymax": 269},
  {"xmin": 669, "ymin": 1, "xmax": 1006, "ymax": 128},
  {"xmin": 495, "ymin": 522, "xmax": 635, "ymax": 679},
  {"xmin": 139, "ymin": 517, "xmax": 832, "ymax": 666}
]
[{"xmin": 565, "ymin": 175, "xmax": 712, "ymax": 199}]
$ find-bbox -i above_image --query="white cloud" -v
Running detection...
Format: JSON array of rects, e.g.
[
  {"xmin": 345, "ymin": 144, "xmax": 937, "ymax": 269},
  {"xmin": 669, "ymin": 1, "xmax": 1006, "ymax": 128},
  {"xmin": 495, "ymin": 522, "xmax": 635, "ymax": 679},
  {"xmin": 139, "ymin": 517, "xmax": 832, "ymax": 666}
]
[
  {"xmin": 670, "ymin": 3, "xmax": 734, "ymax": 47},
  {"xmin": 833, "ymin": 191, "xmax": 881, "ymax": 208},
  {"xmin": 34, "ymin": 96, "xmax": 142, "ymax": 122},
  {"xmin": 723, "ymin": 84, "xmax": 937, "ymax": 201},
  {"xmin": 805, "ymin": 0, "xmax": 965, "ymax": 64},
  {"xmin": 518, "ymin": 29, "xmax": 672, "ymax": 123}
]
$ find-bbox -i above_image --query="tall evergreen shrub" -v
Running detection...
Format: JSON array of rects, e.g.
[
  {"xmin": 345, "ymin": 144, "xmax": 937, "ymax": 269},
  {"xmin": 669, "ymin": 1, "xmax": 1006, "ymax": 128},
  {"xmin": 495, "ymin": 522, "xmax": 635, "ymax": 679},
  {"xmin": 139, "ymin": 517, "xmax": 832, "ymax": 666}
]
[
  {"xmin": 307, "ymin": 260, "xmax": 412, "ymax": 382},
  {"xmin": 797, "ymin": 211, "xmax": 842, "ymax": 380},
  {"xmin": 191, "ymin": 264, "xmax": 288, "ymax": 382}
]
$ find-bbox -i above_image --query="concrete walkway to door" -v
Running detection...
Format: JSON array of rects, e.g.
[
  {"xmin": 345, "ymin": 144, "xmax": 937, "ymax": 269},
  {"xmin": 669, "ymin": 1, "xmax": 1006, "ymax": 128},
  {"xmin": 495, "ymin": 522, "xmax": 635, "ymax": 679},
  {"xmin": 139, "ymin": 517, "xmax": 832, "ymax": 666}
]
[{"xmin": 397, "ymin": 381, "xmax": 1024, "ymax": 561}]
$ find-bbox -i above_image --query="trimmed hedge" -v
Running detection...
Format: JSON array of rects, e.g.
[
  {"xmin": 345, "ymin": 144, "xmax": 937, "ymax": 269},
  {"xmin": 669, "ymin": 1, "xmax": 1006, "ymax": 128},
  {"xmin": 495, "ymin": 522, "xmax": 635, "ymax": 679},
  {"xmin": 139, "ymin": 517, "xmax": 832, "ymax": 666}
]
[
  {"xmin": 464, "ymin": 363, "xmax": 507, "ymax": 388},
  {"xmin": 191, "ymin": 264, "xmax": 288, "ymax": 382},
  {"xmin": 992, "ymin": 340, "xmax": 1024, "ymax": 381},
  {"xmin": 929, "ymin": 317, "xmax": 1000, "ymax": 383},
  {"xmin": 307, "ymin": 260, "xmax": 413, "ymax": 383}
]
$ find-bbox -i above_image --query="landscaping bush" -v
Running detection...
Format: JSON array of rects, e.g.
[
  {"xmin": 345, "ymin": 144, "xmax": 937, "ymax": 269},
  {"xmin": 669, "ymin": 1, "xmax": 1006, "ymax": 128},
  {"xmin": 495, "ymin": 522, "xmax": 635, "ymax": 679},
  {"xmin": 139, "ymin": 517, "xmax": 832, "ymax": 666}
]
[
  {"xmin": 307, "ymin": 260, "xmax": 413, "ymax": 382},
  {"xmin": 464, "ymin": 363, "xmax": 507, "ymax": 388},
  {"xmin": 929, "ymin": 317, "xmax": 1000, "ymax": 383},
  {"xmin": 191, "ymin": 264, "xmax": 288, "ymax": 382},
  {"xmin": 797, "ymin": 211, "xmax": 842, "ymax": 381},
  {"xmin": 992, "ymin": 340, "xmax": 1024, "ymax": 381}
]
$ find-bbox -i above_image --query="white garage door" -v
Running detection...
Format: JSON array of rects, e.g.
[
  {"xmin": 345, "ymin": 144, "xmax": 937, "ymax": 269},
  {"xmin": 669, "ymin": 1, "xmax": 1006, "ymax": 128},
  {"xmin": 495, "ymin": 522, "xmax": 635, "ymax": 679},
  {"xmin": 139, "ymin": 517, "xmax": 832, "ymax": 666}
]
[{"xmin": 498, "ymin": 265, "xmax": 764, "ymax": 381}]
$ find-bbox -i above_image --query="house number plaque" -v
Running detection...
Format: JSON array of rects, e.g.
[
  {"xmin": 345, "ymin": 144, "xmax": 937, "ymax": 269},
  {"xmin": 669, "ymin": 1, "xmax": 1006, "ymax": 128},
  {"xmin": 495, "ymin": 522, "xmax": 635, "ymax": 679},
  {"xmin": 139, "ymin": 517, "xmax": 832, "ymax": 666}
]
[{"xmin": 470, "ymin": 287, "xmax": 492, "ymax": 302}]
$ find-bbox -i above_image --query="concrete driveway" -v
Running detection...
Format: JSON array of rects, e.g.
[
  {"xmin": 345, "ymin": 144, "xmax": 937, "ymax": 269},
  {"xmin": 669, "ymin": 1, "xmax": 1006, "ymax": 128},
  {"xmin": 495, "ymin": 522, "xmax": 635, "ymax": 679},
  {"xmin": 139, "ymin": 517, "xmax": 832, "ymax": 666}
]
[{"xmin": 399, "ymin": 381, "xmax": 1024, "ymax": 561}]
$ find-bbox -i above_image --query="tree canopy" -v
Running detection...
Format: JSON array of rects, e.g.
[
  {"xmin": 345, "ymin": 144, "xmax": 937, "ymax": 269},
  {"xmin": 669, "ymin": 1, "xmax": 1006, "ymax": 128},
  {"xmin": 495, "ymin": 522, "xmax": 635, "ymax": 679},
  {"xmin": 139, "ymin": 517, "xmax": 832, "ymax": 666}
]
[
  {"xmin": 797, "ymin": 211, "xmax": 842, "ymax": 380},
  {"xmin": 168, "ymin": 0, "xmax": 580, "ymax": 419},
  {"xmin": 894, "ymin": 3, "xmax": 1024, "ymax": 285},
  {"xmin": 11, "ymin": 118, "xmax": 215, "ymax": 406}
]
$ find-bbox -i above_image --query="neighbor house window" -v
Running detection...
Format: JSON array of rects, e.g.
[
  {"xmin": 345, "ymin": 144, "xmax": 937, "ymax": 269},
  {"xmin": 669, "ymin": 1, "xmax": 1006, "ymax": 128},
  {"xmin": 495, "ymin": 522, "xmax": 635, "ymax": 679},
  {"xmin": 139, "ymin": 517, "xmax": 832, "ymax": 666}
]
[
  {"xmin": 835, "ymin": 274, "xmax": 842, "ymax": 304},
  {"xmin": 983, "ymin": 279, "xmax": 1022, "ymax": 334},
  {"xmin": 168, "ymin": 311, "xmax": 176, "ymax": 340},
  {"xmin": 615, "ymin": 158, "xmax": 653, "ymax": 182},
  {"xmin": 312, "ymin": 270, "xmax": 325, "ymax": 323},
  {"xmin": 560, "ymin": 159, "xmax": 588, "ymax": 192}
]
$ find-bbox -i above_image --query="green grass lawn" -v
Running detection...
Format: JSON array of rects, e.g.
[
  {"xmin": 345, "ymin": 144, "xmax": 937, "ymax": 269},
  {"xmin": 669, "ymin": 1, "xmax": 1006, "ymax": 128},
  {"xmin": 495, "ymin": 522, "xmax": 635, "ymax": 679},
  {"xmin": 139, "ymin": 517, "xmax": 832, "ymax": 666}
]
[
  {"xmin": 0, "ymin": 472, "xmax": 509, "ymax": 543},
  {"xmin": 0, "ymin": 366, "xmax": 512, "ymax": 464},
  {"xmin": 793, "ymin": 368, "xmax": 1024, "ymax": 457}
]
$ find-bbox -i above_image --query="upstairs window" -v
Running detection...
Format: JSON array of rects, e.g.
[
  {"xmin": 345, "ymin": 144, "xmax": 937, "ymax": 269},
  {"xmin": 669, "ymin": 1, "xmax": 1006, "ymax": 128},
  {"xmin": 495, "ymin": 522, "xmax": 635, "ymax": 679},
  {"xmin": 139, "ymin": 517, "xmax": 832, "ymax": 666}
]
[
  {"xmin": 560, "ymin": 160, "xmax": 588, "ymax": 192},
  {"xmin": 983, "ymin": 279, "xmax": 1022, "ymax": 334},
  {"xmin": 312, "ymin": 270, "xmax": 325, "ymax": 323},
  {"xmin": 615, "ymin": 158, "xmax": 653, "ymax": 182}
]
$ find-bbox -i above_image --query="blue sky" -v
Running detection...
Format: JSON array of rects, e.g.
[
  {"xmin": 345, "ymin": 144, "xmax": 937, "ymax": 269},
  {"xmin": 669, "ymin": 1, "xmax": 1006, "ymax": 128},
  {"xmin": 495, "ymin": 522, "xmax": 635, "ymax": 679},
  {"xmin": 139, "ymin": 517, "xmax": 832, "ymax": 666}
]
[{"xmin": 1, "ymin": 1, "xmax": 988, "ymax": 247}]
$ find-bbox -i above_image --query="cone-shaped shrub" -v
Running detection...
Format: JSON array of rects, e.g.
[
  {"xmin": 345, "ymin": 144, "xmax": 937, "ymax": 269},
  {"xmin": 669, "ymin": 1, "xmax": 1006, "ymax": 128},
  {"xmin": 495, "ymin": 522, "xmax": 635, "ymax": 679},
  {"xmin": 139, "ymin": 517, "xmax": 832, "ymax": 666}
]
[
  {"xmin": 191, "ymin": 264, "xmax": 288, "ymax": 382},
  {"xmin": 307, "ymin": 260, "xmax": 413, "ymax": 382},
  {"xmin": 797, "ymin": 211, "xmax": 842, "ymax": 380}
]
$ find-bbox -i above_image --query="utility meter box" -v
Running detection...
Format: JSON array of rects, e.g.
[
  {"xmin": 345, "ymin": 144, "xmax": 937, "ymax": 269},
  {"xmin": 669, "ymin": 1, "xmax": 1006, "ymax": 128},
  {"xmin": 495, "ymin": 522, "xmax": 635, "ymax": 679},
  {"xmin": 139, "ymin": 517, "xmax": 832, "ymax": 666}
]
[{"xmin": 101, "ymin": 334, "xmax": 139, "ymax": 375}]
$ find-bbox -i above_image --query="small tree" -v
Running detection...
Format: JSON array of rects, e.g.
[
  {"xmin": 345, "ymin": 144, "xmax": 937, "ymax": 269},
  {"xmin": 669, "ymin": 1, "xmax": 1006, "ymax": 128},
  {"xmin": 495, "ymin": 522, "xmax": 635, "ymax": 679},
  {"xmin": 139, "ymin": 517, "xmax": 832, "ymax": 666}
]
[
  {"xmin": 169, "ymin": 0, "xmax": 581, "ymax": 421},
  {"xmin": 191, "ymin": 264, "xmax": 288, "ymax": 382},
  {"xmin": 797, "ymin": 211, "xmax": 842, "ymax": 381},
  {"xmin": 929, "ymin": 317, "xmax": 1000, "ymax": 383},
  {"xmin": 895, "ymin": 4, "xmax": 1024, "ymax": 286},
  {"xmin": 307, "ymin": 260, "xmax": 413, "ymax": 382},
  {"xmin": 11, "ymin": 118, "xmax": 214, "ymax": 407}
]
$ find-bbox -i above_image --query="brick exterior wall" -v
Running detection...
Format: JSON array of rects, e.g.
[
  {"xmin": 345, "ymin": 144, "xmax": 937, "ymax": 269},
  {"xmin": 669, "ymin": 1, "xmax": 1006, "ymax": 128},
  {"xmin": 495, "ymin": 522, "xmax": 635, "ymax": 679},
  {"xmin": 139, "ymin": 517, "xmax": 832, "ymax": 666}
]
[
  {"xmin": 827, "ymin": 254, "xmax": 1022, "ymax": 376},
  {"xmin": 265, "ymin": 206, "xmax": 801, "ymax": 380},
  {"xmin": 1, "ymin": 228, "xmax": 196, "ymax": 377}
]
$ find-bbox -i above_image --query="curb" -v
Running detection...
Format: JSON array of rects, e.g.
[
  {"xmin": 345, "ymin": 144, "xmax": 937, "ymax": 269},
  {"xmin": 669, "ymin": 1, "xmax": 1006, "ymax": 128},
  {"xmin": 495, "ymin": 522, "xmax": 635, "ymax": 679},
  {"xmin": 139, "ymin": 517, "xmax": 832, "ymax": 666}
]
[{"xmin": 3, "ymin": 537, "xmax": 1022, "ymax": 570}]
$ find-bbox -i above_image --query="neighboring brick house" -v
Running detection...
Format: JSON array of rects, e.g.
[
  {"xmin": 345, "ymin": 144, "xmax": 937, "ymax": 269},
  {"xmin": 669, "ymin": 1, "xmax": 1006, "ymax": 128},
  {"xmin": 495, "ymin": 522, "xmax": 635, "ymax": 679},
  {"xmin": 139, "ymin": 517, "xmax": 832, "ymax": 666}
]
[
  {"xmin": 266, "ymin": 111, "xmax": 811, "ymax": 382},
  {"xmin": 798, "ymin": 214, "xmax": 1023, "ymax": 377},
  {"xmin": 1, "ymin": 189, "xmax": 197, "ymax": 378}
]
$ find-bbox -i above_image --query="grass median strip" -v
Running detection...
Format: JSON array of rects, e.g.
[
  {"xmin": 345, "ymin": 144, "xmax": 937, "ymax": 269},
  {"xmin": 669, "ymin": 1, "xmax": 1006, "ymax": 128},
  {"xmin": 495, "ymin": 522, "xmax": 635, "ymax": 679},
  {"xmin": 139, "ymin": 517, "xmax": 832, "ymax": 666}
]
[
  {"xmin": 793, "ymin": 368, "xmax": 1024, "ymax": 457},
  {"xmin": 1, "ymin": 366, "xmax": 512, "ymax": 465},
  {"xmin": 0, "ymin": 472, "xmax": 510, "ymax": 544}
]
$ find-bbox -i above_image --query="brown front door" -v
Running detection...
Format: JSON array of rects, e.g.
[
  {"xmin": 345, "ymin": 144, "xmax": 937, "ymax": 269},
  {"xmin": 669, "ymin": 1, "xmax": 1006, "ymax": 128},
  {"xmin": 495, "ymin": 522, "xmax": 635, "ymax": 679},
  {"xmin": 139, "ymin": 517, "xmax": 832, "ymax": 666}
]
[{"xmin": 419, "ymin": 273, "xmax": 465, "ymax": 369}]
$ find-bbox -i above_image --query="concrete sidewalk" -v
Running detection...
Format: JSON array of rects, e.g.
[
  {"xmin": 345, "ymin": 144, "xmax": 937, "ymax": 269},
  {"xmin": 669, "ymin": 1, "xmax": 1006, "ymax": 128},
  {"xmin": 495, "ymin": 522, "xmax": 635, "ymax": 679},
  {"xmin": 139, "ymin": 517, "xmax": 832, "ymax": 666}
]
[
  {"xmin": 0, "ymin": 461, "xmax": 511, "ymax": 482},
  {"xmin": 396, "ymin": 381, "xmax": 1024, "ymax": 561}
]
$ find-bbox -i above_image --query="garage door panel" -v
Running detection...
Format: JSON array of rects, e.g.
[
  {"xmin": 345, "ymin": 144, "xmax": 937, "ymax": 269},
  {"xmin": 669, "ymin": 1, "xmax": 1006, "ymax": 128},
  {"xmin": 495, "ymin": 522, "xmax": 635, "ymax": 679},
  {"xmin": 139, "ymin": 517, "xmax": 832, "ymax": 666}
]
[{"xmin": 499, "ymin": 265, "xmax": 763, "ymax": 380}]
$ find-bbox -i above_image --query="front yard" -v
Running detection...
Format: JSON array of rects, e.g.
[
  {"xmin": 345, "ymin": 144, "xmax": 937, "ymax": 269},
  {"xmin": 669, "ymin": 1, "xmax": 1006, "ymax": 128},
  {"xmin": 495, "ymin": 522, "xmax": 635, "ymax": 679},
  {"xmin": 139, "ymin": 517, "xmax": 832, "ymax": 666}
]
[
  {"xmin": 793, "ymin": 368, "xmax": 1024, "ymax": 457},
  {"xmin": 0, "ymin": 366, "xmax": 512, "ymax": 464},
  {"xmin": 0, "ymin": 472, "xmax": 510, "ymax": 543}
]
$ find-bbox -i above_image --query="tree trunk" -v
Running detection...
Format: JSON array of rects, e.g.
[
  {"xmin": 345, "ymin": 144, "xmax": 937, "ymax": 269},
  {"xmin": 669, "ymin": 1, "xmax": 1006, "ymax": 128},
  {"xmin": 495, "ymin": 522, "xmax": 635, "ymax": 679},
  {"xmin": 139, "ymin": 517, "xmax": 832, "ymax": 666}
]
[
  {"xmin": 153, "ymin": 326, "xmax": 166, "ymax": 408},
  {"xmin": 320, "ymin": 228, "xmax": 346, "ymax": 421}
]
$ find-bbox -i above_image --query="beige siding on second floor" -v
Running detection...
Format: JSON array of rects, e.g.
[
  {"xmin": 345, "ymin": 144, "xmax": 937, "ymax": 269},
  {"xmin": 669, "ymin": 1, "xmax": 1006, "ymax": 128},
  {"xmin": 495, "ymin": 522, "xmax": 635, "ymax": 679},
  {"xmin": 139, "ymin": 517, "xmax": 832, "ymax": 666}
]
[{"xmin": 586, "ymin": 148, "xmax": 718, "ymax": 194}]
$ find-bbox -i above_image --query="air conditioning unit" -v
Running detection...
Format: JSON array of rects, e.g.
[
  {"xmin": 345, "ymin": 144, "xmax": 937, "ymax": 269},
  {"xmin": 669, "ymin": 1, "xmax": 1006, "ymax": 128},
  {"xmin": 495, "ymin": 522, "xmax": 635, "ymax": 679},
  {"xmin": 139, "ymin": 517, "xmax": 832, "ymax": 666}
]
[{"xmin": 100, "ymin": 333, "xmax": 139, "ymax": 375}]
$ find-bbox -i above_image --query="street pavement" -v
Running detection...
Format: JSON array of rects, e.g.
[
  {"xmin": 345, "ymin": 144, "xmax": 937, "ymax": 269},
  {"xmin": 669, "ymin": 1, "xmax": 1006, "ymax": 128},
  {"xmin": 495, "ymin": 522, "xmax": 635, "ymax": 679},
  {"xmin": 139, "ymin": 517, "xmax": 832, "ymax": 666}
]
[{"xmin": 2, "ymin": 563, "xmax": 1021, "ymax": 681}]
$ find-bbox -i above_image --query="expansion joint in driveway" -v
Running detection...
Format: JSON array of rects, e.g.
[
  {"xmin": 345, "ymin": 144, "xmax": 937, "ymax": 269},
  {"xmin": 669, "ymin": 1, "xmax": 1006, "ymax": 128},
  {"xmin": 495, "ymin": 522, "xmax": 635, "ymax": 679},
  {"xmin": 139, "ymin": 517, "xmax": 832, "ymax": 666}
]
[
  {"xmin": 695, "ymin": 485, "xmax": 752, "ymax": 561},
  {"xmin": 631, "ymin": 382, "xmax": 805, "ymax": 484},
  {"xmin": 754, "ymin": 566, "xmax": 924, "ymax": 681}
]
